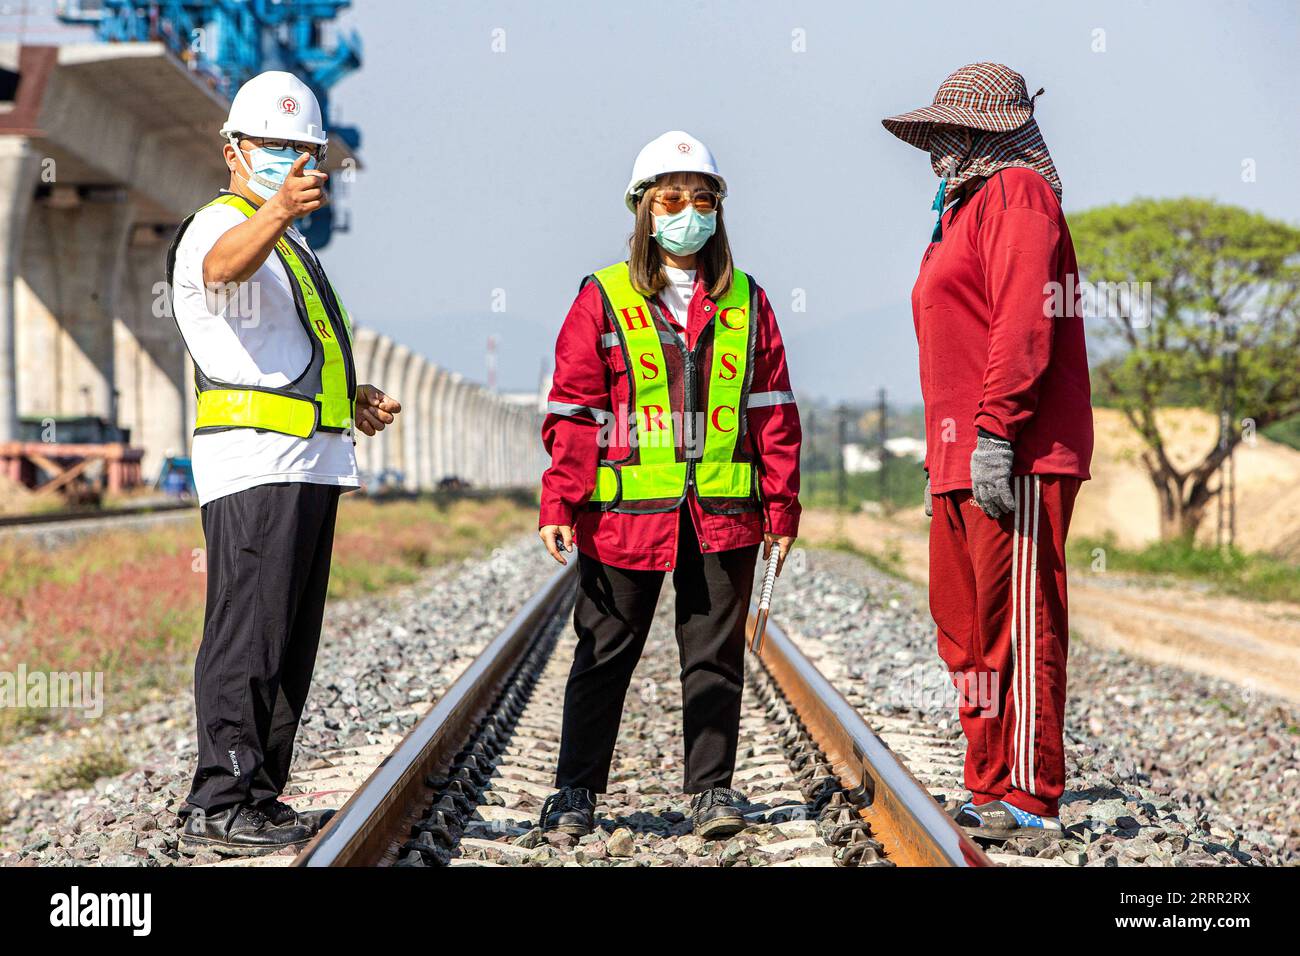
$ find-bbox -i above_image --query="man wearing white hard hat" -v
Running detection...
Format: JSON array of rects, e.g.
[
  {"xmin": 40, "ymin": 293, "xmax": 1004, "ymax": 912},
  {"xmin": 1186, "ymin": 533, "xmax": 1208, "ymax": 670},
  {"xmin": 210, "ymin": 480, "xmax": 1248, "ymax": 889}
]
[
  {"xmin": 167, "ymin": 71, "xmax": 401, "ymax": 856},
  {"xmin": 537, "ymin": 131, "xmax": 803, "ymax": 839}
]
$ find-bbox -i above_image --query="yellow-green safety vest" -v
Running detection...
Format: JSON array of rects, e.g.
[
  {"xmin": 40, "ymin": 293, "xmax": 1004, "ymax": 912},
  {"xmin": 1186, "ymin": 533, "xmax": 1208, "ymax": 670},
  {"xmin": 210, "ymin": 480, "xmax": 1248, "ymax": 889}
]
[
  {"xmin": 166, "ymin": 193, "xmax": 356, "ymax": 440},
  {"xmin": 588, "ymin": 261, "xmax": 759, "ymax": 515}
]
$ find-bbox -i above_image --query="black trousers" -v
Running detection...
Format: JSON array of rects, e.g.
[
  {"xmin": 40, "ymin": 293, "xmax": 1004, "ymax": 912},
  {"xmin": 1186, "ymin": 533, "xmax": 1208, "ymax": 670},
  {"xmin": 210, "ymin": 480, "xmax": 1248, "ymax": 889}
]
[
  {"xmin": 186, "ymin": 481, "xmax": 341, "ymax": 813},
  {"xmin": 555, "ymin": 507, "xmax": 759, "ymax": 794}
]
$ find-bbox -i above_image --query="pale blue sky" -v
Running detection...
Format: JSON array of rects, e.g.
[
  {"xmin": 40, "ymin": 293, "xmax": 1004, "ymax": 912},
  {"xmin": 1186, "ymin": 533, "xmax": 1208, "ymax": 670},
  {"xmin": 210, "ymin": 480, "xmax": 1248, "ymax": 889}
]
[
  {"xmin": 15, "ymin": 0, "xmax": 1300, "ymax": 402},
  {"xmin": 324, "ymin": 0, "xmax": 1298, "ymax": 402}
]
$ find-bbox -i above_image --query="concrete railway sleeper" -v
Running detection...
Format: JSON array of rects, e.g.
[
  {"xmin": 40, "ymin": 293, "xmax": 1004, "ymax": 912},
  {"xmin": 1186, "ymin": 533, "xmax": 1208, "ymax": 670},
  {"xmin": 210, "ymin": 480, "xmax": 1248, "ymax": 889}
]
[{"xmin": 294, "ymin": 563, "xmax": 990, "ymax": 868}]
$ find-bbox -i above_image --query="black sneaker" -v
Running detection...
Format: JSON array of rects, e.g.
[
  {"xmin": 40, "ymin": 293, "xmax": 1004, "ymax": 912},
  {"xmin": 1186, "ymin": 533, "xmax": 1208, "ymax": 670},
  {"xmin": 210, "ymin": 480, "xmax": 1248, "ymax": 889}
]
[
  {"xmin": 539, "ymin": 787, "xmax": 596, "ymax": 837},
  {"xmin": 179, "ymin": 805, "xmax": 313, "ymax": 858},
  {"xmin": 691, "ymin": 787, "xmax": 748, "ymax": 839}
]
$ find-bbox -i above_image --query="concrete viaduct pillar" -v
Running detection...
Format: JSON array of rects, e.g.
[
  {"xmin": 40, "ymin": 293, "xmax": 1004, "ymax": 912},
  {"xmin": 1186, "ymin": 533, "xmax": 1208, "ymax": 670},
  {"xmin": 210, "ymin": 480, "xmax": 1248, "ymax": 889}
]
[
  {"xmin": 349, "ymin": 326, "xmax": 380, "ymax": 479},
  {"xmin": 368, "ymin": 334, "xmax": 394, "ymax": 477},
  {"xmin": 470, "ymin": 390, "xmax": 488, "ymax": 486},
  {"xmin": 442, "ymin": 374, "xmax": 463, "ymax": 482},
  {"xmin": 401, "ymin": 351, "xmax": 429, "ymax": 492},
  {"xmin": 513, "ymin": 406, "xmax": 531, "ymax": 486},
  {"xmin": 382, "ymin": 343, "xmax": 411, "ymax": 482},
  {"xmin": 466, "ymin": 385, "xmax": 485, "ymax": 486},
  {"xmin": 429, "ymin": 366, "xmax": 451, "ymax": 483},
  {"xmin": 491, "ymin": 400, "xmax": 507, "ymax": 487},
  {"xmin": 460, "ymin": 386, "xmax": 478, "ymax": 485},
  {"xmin": 415, "ymin": 363, "xmax": 440, "ymax": 490},
  {"xmin": 19, "ymin": 187, "xmax": 134, "ymax": 425},
  {"xmin": 114, "ymin": 223, "xmax": 187, "ymax": 477},
  {"xmin": 0, "ymin": 137, "xmax": 39, "ymax": 444}
]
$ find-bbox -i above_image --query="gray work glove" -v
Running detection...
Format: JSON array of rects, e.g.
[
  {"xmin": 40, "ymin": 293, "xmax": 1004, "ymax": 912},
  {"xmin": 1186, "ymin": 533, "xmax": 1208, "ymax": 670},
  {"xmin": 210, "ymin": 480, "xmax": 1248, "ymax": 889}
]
[
  {"xmin": 970, "ymin": 430, "xmax": 1016, "ymax": 519},
  {"xmin": 924, "ymin": 474, "xmax": 932, "ymax": 517}
]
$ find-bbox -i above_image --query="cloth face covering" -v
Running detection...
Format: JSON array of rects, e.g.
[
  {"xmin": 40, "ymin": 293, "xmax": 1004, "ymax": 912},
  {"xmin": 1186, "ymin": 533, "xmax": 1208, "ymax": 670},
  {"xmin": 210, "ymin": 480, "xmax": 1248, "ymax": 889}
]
[{"xmin": 927, "ymin": 119, "xmax": 1062, "ymax": 202}]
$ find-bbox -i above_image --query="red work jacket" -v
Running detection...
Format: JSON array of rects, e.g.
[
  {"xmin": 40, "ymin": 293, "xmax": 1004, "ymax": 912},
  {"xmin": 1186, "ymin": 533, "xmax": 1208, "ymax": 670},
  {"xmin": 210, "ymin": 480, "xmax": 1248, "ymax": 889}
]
[
  {"xmin": 540, "ymin": 272, "xmax": 802, "ymax": 571},
  {"xmin": 912, "ymin": 168, "xmax": 1093, "ymax": 494}
]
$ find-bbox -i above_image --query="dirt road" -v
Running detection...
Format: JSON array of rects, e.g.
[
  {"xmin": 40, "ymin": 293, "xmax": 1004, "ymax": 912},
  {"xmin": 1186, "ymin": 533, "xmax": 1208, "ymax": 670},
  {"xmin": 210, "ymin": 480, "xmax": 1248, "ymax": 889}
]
[{"xmin": 798, "ymin": 508, "xmax": 1300, "ymax": 705}]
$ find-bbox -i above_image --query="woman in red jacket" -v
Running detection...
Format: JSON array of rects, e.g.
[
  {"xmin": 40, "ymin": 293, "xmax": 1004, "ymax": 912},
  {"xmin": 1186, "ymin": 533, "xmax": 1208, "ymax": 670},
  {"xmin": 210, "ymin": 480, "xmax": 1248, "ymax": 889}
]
[
  {"xmin": 882, "ymin": 63, "xmax": 1093, "ymax": 841},
  {"xmin": 537, "ymin": 130, "xmax": 802, "ymax": 839}
]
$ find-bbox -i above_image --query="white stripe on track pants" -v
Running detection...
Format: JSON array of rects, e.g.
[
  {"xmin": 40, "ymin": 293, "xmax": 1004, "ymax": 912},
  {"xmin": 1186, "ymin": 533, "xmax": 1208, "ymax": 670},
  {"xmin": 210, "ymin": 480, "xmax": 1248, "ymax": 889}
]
[{"xmin": 928, "ymin": 475, "xmax": 1081, "ymax": 818}]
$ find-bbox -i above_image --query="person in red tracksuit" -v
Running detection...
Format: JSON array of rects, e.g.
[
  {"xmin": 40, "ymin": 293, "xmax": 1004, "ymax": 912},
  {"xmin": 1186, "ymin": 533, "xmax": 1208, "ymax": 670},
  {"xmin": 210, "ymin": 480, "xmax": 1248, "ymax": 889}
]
[
  {"xmin": 882, "ymin": 63, "xmax": 1093, "ymax": 840},
  {"xmin": 537, "ymin": 130, "xmax": 802, "ymax": 840}
]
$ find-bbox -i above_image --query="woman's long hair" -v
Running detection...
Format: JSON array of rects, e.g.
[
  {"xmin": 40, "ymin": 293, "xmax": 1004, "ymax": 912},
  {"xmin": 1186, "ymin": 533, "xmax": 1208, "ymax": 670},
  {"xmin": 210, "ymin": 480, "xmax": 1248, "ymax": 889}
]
[{"xmin": 628, "ymin": 173, "xmax": 734, "ymax": 301}]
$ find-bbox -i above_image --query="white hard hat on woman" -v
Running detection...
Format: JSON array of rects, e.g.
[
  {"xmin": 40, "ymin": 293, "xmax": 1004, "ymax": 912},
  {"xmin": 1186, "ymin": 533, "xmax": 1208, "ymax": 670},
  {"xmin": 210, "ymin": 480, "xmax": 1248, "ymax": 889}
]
[{"xmin": 624, "ymin": 130, "xmax": 727, "ymax": 212}]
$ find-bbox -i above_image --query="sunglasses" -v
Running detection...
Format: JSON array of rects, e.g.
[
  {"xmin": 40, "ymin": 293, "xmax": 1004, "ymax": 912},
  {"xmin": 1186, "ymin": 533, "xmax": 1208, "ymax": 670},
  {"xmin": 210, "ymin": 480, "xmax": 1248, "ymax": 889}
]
[
  {"xmin": 245, "ymin": 137, "xmax": 329, "ymax": 162},
  {"xmin": 652, "ymin": 187, "xmax": 721, "ymax": 214}
]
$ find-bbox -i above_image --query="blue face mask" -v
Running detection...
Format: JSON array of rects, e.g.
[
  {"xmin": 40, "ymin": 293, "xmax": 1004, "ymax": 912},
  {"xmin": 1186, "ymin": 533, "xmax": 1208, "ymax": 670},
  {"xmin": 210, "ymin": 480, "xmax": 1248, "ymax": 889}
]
[
  {"xmin": 653, "ymin": 207, "xmax": 717, "ymax": 256},
  {"xmin": 236, "ymin": 144, "xmax": 317, "ymax": 201}
]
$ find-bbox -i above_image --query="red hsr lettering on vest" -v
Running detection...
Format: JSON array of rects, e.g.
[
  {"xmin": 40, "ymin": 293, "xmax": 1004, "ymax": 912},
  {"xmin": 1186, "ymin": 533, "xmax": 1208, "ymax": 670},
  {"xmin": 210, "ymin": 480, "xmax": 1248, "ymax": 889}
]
[{"xmin": 620, "ymin": 306, "xmax": 649, "ymax": 331}]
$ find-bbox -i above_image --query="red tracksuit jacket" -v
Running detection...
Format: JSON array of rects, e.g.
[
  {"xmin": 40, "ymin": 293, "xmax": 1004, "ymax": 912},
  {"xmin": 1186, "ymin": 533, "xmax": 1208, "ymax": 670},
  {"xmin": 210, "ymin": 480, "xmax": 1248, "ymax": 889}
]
[
  {"xmin": 913, "ymin": 167, "xmax": 1093, "ymax": 492},
  {"xmin": 540, "ymin": 273, "xmax": 802, "ymax": 571}
]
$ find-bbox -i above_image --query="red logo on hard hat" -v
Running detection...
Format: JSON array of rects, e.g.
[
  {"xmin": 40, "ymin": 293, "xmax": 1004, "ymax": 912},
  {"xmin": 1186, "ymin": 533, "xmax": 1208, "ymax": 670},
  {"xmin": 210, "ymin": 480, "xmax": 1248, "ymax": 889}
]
[
  {"xmin": 677, "ymin": 142, "xmax": 691, "ymax": 153},
  {"xmin": 279, "ymin": 96, "xmax": 300, "ymax": 116}
]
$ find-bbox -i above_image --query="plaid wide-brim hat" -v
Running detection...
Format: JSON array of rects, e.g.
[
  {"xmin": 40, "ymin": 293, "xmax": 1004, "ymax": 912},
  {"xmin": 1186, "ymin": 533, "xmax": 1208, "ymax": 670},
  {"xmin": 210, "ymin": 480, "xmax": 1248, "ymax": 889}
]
[{"xmin": 883, "ymin": 62, "xmax": 1041, "ymax": 150}]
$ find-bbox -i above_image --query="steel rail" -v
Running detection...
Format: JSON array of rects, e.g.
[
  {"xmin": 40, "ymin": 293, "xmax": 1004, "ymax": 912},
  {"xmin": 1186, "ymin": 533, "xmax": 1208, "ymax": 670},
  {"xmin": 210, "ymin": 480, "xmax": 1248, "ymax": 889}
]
[
  {"xmin": 750, "ymin": 613, "xmax": 992, "ymax": 867},
  {"xmin": 0, "ymin": 499, "xmax": 195, "ymax": 530},
  {"xmin": 295, "ymin": 562, "xmax": 988, "ymax": 867},
  {"xmin": 294, "ymin": 561, "xmax": 577, "ymax": 867}
]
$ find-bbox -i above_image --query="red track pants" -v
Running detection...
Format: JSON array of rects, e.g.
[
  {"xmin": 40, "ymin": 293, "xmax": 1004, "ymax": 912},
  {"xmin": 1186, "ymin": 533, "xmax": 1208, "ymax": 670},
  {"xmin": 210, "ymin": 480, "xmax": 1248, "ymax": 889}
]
[{"xmin": 929, "ymin": 475, "xmax": 1080, "ymax": 818}]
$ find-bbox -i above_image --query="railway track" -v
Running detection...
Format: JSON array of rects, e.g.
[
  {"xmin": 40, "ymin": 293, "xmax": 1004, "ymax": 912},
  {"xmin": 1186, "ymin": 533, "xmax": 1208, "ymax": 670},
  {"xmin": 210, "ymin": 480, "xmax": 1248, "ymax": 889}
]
[
  {"xmin": 0, "ymin": 499, "xmax": 195, "ymax": 531},
  {"xmin": 293, "ymin": 564, "xmax": 991, "ymax": 868}
]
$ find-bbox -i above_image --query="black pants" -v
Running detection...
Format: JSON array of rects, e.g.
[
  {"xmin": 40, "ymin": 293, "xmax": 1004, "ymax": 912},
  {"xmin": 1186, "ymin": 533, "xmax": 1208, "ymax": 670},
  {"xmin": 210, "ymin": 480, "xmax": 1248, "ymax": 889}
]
[
  {"xmin": 555, "ymin": 507, "xmax": 759, "ymax": 794},
  {"xmin": 186, "ymin": 481, "xmax": 341, "ymax": 813}
]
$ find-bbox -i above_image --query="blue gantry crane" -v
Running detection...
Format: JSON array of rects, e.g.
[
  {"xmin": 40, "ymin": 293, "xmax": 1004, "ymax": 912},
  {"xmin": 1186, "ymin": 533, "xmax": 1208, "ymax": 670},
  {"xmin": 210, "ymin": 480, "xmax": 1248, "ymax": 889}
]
[{"xmin": 56, "ymin": 0, "xmax": 362, "ymax": 247}]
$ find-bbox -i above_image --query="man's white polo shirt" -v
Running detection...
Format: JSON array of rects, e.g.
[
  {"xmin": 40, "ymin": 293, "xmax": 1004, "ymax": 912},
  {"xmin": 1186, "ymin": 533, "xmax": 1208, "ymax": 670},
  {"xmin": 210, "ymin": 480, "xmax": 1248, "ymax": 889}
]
[{"xmin": 172, "ymin": 202, "xmax": 359, "ymax": 506}]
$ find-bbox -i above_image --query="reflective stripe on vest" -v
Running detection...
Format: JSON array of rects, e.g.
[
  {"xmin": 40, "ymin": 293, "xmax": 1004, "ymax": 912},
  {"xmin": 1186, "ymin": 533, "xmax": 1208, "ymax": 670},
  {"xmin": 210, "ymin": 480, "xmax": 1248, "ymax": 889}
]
[
  {"xmin": 179, "ymin": 194, "xmax": 355, "ymax": 439},
  {"xmin": 588, "ymin": 261, "xmax": 755, "ymax": 512}
]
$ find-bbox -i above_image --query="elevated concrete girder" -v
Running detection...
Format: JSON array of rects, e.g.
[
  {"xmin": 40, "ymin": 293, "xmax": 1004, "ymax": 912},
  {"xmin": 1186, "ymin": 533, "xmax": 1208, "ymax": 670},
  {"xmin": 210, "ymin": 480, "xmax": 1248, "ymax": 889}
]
[{"xmin": 3, "ymin": 44, "xmax": 358, "ymax": 223}]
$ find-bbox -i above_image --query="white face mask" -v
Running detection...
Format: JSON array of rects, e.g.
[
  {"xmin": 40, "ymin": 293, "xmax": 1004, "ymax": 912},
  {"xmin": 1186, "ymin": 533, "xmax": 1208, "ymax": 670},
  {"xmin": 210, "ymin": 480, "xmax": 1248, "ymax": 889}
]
[{"xmin": 230, "ymin": 138, "xmax": 317, "ymax": 201}]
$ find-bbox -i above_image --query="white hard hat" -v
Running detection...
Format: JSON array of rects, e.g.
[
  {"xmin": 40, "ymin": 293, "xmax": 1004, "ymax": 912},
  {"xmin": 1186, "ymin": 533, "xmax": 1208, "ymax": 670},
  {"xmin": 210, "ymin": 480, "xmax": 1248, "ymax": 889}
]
[
  {"xmin": 624, "ymin": 130, "xmax": 727, "ymax": 212},
  {"xmin": 220, "ymin": 71, "xmax": 328, "ymax": 146}
]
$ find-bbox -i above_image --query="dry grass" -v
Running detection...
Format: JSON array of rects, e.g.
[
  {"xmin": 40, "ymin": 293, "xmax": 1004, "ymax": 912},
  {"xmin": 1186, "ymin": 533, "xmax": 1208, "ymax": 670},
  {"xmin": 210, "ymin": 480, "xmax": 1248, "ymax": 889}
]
[{"xmin": 0, "ymin": 493, "xmax": 534, "ymax": 742}]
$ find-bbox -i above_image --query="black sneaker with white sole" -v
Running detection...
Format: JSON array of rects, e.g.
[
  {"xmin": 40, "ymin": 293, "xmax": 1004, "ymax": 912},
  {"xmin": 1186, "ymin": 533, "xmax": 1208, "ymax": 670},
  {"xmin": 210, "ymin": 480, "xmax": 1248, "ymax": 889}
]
[
  {"xmin": 540, "ymin": 786, "xmax": 596, "ymax": 837},
  {"xmin": 179, "ymin": 804, "xmax": 313, "ymax": 857},
  {"xmin": 691, "ymin": 787, "xmax": 748, "ymax": 839}
]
